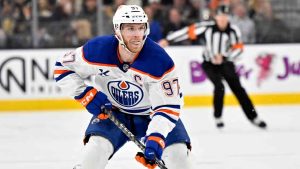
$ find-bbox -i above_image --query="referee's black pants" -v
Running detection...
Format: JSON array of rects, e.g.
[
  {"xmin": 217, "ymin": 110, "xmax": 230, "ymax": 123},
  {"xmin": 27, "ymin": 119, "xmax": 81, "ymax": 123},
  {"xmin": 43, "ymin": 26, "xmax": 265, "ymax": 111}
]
[{"xmin": 202, "ymin": 61, "xmax": 258, "ymax": 121}]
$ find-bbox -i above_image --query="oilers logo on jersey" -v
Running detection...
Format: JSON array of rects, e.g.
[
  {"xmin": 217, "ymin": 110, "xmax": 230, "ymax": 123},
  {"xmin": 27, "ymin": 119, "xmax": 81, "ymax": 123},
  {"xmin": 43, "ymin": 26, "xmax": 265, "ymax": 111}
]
[{"xmin": 108, "ymin": 81, "xmax": 144, "ymax": 107}]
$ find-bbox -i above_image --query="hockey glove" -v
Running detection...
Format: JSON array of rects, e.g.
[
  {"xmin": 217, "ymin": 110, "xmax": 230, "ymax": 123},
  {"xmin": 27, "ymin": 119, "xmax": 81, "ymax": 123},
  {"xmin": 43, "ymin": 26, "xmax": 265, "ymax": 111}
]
[
  {"xmin": 135, "ymin": 133, "xmax": 165, "ymax": 168},
  {"xmin": 144, "ymin": 133, "xmax": 165, "ymax": 160},
  {"xmin": 75, "ymin": 86, "xmax": 112, "ymax": 120},
  {"xmin": 135, "ymin": 152, "xmax": 157, "ymax": 169}
]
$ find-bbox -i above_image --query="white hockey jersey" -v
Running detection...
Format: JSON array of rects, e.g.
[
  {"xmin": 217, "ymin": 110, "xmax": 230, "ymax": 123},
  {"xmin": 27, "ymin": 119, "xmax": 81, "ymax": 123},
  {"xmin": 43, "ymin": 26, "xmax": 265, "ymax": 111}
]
[{"xmin": 54, "ymin": 35, "xmax": 182, "ymax": 137}]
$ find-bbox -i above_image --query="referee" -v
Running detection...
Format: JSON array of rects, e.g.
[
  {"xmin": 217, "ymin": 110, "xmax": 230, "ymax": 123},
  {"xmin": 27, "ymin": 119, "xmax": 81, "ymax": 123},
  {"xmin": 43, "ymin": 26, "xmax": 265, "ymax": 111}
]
[{"xmin": 161, "ymin": 4, "xmax": 267, "ymax": 129}]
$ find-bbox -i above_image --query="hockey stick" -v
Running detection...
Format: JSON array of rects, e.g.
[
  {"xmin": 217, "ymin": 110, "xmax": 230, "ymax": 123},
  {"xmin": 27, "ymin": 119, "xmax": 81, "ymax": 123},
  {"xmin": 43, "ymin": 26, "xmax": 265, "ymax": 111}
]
[{"xmin": 104, "ymin": 109, "xmax": 168, "ymax": 169}]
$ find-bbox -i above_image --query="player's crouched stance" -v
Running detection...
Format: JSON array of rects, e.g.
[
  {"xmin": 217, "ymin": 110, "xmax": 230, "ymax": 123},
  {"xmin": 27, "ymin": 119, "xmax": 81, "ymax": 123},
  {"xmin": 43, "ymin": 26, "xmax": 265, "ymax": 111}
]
[{"xmin": 54, "ymin": 5, "xmax": 192, "ymax": 169}]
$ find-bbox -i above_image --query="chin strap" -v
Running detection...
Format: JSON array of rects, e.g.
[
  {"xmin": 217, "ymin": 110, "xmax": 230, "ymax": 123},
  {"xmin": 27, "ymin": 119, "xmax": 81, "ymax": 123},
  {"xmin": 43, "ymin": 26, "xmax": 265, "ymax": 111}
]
[
  {"xmin": 115, "ymin": 33, "xmax": 135, "ymax": 54},
  {"xmin": 122, "ymin": 44, "xmax": 136, "ymax": 55}
]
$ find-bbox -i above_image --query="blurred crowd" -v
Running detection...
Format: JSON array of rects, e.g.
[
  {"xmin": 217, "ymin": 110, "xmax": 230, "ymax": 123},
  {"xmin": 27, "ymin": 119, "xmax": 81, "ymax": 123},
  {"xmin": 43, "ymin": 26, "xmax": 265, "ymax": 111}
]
[{"xmin": 0, "ymin": 0, "xmax": 298, "ymax": 48}]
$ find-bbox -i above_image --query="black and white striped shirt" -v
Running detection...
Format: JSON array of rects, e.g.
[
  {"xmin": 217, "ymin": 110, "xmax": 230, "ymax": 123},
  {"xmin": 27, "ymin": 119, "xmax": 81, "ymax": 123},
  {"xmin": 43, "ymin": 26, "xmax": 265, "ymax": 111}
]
[{"xmin": 166, "ymin": 21, "xmax": 244, "ymax": 62}]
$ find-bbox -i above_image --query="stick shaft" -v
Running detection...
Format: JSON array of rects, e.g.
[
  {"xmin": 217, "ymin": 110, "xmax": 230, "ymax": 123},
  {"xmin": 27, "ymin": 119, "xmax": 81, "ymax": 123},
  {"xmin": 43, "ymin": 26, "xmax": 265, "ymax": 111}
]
[{"xmin": 106, "ymin": 110, "xmax": 167, "ymax": 169}]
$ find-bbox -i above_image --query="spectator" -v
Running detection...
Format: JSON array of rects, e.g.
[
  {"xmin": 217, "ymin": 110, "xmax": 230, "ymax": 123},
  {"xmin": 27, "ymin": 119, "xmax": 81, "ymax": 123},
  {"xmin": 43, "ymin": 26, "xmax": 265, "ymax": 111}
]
[
  {"xmin": 172, "ymin": 0, "xmax": 192, "ymax": 21},
  {"xmin": 248, "ymin": 0, "xmax": 265, "ymax": 19},
  {"xmin": 71, "ymin": 19, "xmax": 92, "ymax": 45},
  {"xmin": 13, "ymin": 0, "xmax": 31, "ymax": 22},
  {"xmin": 79, "ymin": 0, "xmax": 97, "ymax": 18},
  {"xmin": 163, "ymin": 7, "xmax": 190, "ymax": 45},
  {"xmin": 52, "ymin": 0, "xmax": 75, "ymax": 21},
  {"xmin": 38, "ymin": 0, "xmax": 54, "ymax": 22},
  {"xmin": 188, "ymin": 0, "xmax": 203, "ymax": 23},
  {"xmin": 229, "ymin": 0, "xmax": 244, "ymax": 7},
  {"xmin": 1, "ymin": 0, "xmax": 31, "ymax": 48},
  {"xmin": 208, "ymin": 0, "xmax": 225, "ymax": 15},
  {"xmin": 253, "ymin": 0, "xmax": 290, "ymax": 43},
  {"xmin": 36, "ymin": 27, "xmax": 55, "ymax": 47},
  {"xmin": 102, "ymin": 0, "xmax": 128, "ymax": 35},
  {"xmin": 103, "ymin": 0, "xmax": 127, "ymax": 19},
  {"xmin": 231, "ymin": 2, "xmax": 256, "ymax": 43},
  {"xmin": 1, "ymin": 0, "xmax": 14, "ymax": 18},
  {"xmin": 0, "ymin": 25, "xmax": 7, "ymax": 48},
  {"xmin": 0, "ymin": 1, "xmax": 15, "ymax": 32},
  {"xmin": 156, "ymin": 0, "xmax": 172, "ymax": 5},
  {"xmin": 147, "ymin": 0, "xmax": 166, "ymax": 25},
  {"xmin": 144, "ymin": 5, "xmax": 163, "ymax": 42},
  {"xmin": 78, "ymin": 0, "xmax": 97, "ymax": 35},
  {"xmin": 0, "ymin": 1, "xmax": 15, "ymax": 48},
  {"xmin": 12, "ymin": 0, "xmax": 31, "ymax": 34},
  {"xmin": 127, "ymin": 0, "xmax": 142, "ymax": 6}
]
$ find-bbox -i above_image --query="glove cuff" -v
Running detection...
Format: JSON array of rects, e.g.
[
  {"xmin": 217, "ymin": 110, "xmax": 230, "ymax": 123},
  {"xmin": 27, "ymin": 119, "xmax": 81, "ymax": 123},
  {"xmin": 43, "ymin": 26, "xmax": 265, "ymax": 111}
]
[
  {"xmin": 147, "ymin": 133, "xmax": 166, "ymax": 149},
  {"xmin": 74, "ymin": 86, "xmax": 97, "ymax": 107}
]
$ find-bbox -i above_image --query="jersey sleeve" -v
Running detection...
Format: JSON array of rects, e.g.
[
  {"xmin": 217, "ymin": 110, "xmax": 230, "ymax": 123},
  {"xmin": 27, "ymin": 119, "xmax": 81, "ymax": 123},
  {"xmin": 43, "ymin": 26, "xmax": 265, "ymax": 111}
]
[
  {"xmin": 225, "ymin": 25, "xmax": 244, "ymax": 60},
  {"xmin": 54, "ymin": 46, "xmax": 95, "ymax": 97},
  {"xmin": 166, "ymin": 21, "xmax": 213, "ymax": 43},
  {"xmin": 146, "ymin": 66, "xmax": 182, "ymax": 138}
]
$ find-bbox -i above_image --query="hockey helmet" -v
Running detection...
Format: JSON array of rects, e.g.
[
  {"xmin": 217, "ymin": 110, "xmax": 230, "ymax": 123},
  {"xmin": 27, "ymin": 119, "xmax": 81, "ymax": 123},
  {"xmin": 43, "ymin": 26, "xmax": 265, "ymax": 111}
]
[
  {"xmin": 113, "ymin": 5, "xmax": 150, "ymax": 52},
  {"xmin": 216, "ymin": 5, "xmax": 230, "ymax": 15}
]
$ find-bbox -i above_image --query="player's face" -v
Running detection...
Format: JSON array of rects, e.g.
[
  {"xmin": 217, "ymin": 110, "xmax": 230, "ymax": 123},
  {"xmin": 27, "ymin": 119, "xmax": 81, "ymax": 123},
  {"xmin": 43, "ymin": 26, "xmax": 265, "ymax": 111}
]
[
  {"xmin": 215, "ymin": 14, "xmax": 229, "ymax": 31},
  {"xmin": 120, "ymin": 23, "xmax": 146, "ymax": 53}
]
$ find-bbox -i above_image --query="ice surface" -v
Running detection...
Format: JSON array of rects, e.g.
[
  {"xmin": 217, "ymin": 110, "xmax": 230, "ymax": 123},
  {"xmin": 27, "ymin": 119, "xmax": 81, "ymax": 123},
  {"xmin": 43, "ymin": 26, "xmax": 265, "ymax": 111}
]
[{"xmin": 0, "ymin": 105, "xmax": 299, "ymax": 169}]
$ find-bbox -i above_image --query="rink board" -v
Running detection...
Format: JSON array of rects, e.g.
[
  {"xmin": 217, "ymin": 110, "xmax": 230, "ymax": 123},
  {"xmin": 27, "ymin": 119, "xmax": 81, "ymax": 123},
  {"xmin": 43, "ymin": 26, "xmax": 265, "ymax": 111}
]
[{"xmin": 0, "ymin": 44, "xmax": 299, "ymax": 111}]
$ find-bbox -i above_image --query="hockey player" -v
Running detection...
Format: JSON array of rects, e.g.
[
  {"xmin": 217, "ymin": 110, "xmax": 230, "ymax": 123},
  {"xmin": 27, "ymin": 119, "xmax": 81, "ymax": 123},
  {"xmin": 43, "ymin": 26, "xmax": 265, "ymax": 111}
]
[
  {"xmin": 54, "ymin": 5, "xmax": 192, "ymax": 169},
  {"xmin": 160, "ymin": 4, "xmax": 267, "ymax": 129}
]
